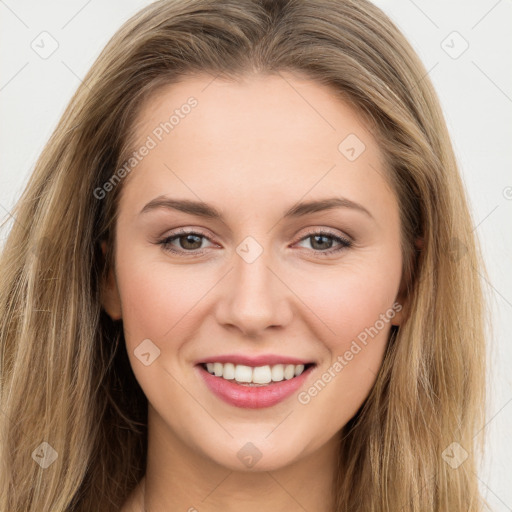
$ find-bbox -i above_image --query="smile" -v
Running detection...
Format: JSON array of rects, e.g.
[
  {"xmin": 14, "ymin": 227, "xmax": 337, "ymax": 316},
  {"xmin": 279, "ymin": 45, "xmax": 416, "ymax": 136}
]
[
  {"xmin": 202, "ymin": 362, "xmax": 313, "ymax": 385},
  {"xmin": 196, "ymin": 360, "xmax": 316, "ymax": 409}
]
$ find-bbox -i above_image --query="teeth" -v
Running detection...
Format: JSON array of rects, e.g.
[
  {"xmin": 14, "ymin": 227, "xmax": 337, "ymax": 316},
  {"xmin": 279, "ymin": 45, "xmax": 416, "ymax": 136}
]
[
  {"xmin": 253, "ymin": 365, "xmax": 271, "ymax": 384},
  {"xmin": 213, "ymin": 362, "xmax": 223, "ymax": 377},
  {"xmin": 223, "ymin": 362, "xmax": 235, "ymax": 380},
  {"xmin": 283, "ymin": 364, "xmax": 295, "ymax": 380},
  {"xmin": 203, "ymin": 362, "xmax": 309, "ymax": 384},
  {"xmin": 234, "ymin": 364, "xmax": 253, "ymax": 383},
  {"xmin": 294, "ymin": 364, "xmax": 305, "ymax": 376},
  {"xmin": 271, "ymin": 364, "xmax": 284, "ymax": 382}
]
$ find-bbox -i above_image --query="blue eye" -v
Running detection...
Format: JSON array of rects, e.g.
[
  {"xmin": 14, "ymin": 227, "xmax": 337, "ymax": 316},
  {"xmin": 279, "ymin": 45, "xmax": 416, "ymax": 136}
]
[{"xmin": 157, "ymin": 229, "xmax": 352, "ymax": 257}]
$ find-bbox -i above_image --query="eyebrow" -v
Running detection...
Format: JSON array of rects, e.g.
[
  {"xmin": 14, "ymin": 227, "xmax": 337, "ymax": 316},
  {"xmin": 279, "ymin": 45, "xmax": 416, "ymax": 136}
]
[{"xmin": 139, "ymin": 196, "xmax": 373, "ymax": 220}]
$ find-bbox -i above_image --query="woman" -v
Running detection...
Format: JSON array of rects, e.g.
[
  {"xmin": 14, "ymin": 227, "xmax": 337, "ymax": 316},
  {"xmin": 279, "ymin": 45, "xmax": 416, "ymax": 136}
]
[{"xmin": 0, "ymin": 0, "xmax": 491, "ymax": 510}]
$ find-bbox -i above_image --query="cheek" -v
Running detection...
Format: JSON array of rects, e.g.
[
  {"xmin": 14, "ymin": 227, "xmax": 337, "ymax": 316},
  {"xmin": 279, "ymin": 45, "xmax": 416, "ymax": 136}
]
[
  {"xmin": 292, "ymin": 258, "xmax": 401, "ymax": 350},
  {"xmin": 115, "ymin": 247, "xmax": 207, "ymax": 342},
  {"xmin": 294, "ymin": 268, "xmax": 399, "ymax": 426},
  {"xmin": 115, "ymin": 253, "xmax": 208, "ymax": 401},
  {"xmin": 115, "ymin": 249, "xmax": 227, "ymax": 397}
]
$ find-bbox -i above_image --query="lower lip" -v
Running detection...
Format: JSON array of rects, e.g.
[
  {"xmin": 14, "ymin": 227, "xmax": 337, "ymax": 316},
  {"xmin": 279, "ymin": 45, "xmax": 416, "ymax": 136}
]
[{"xmin": 196, "ymin": 364, "xmax": 315, "ymax": 409}]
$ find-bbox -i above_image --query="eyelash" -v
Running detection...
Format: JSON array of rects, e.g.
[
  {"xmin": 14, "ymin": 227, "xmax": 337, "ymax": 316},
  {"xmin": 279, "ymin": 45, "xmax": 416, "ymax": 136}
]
[{"xmin": 156, "ymin": 228, "xmax": 352, "ymax": 257}]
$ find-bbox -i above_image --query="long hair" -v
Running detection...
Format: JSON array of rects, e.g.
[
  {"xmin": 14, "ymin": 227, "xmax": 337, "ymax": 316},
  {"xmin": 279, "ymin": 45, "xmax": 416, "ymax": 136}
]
[{"xmin": 0, "ymin": 0, "xmax": 491, "ymax": 510}]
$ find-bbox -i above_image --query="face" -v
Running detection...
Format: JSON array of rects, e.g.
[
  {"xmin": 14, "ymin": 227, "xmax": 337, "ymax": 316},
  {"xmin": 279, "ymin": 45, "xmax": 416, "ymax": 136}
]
[{"xmin": 101, "ymin": 71, "xmax": 405, "ymax": 472}]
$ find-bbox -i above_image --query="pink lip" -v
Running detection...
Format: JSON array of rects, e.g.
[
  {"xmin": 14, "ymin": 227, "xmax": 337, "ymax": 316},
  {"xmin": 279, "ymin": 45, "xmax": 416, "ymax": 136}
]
[
  {"xmin": 196, "ymin": 364, "xmax": 315, "ymax": 409},
  {"xmin": 196, "ymin": 353, "xmax": 313, "ymax": 366}
]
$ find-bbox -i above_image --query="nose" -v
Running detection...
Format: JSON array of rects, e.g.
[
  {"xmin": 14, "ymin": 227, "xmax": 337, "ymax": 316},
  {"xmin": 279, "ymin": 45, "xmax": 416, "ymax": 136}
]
[{"xmin": 215, "ymin": 246, "xmax": 293, "ymax": 337}]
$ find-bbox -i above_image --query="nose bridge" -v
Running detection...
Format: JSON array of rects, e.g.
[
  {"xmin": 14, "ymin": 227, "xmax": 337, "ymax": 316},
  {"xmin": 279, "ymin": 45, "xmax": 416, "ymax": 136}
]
[
  {"xmin": 216, "ymin": 235, "xmax": 290, "ymax": 334},
  {"xmin": 233, "ymin": 238, "xmax": 279, "ymax": 311}
]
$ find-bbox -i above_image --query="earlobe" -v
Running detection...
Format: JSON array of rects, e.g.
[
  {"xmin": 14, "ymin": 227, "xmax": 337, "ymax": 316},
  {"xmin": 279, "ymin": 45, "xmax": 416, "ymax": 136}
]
[
  {"xmin": 390, "ymin": 304, "xmax": 404, "ymax": 327},
  {"xmin": 100, "ymin": 241, "xmax": 122, "ymax": 321},
  {"xmin": 391, "ymin": 285, "xmax": 409, "ymax": 327},
  {"xmin": 391, "ymin": 236, "xmax": 422, "ymax": 327}
]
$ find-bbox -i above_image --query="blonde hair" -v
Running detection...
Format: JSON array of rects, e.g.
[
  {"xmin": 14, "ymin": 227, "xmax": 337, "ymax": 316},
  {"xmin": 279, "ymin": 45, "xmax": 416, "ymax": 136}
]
[{"xmin": 0, "ymin": 0, "xmax": 491, "ymax": 510}]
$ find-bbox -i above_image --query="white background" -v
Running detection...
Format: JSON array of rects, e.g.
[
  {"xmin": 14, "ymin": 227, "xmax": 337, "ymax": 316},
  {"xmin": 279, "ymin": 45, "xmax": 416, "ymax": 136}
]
[{"xmin": 1, "ymin": 1, "xmax": 511, "ymax": 509}]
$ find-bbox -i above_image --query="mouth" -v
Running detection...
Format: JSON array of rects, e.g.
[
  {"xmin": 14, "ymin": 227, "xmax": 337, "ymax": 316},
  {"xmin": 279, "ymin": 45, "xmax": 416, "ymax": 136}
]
[
  {"xmin": 195, "ymin": 361, "xmax": 317, "ymax": 409},
  {"xmin": 199, "ymin": 362, "xmax": 316, "ymax": 386}
]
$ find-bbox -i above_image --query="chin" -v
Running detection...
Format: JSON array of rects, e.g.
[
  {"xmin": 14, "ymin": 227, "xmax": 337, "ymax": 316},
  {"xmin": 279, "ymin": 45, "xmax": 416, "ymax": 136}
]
[{"xmin": 199, "ymin": 436, "xmax": 309, "ymax": 472}]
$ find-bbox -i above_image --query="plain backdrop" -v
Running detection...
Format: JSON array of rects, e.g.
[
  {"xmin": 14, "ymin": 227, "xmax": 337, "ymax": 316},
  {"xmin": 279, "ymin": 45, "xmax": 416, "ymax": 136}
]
[{"xmin": 1, "ymin": 1, "xmax": 511, "ymax": 509}]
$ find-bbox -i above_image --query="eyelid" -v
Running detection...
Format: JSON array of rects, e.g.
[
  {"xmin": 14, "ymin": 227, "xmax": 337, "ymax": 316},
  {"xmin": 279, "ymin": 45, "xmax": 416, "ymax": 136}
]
[
  {"xmin": 292, "ymin": 226, "xmax": 353, "ymax": 245},
  {"xmin": 291, "ymin": 227, "xmax": 353, "ymax": 257},
  {"xmin": 162, "ymin": 227, "xmax": 217, "ymax": 246},
  {"xmin": 156, "ymin": 225, "xmax": 353, "ymax": 258}
]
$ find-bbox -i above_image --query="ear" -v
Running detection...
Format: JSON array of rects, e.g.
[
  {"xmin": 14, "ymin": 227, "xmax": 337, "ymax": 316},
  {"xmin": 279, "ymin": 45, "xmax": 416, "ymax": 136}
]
[
  {"xmin": 100, "ymin": 241, "xmax": 122, "ymax": 321},
  {"xmin": 391, "ymin": 236, "xmax": 423, "ymax": 327},
  {"xmin": 390, "ymin": 290, "xmax": 406, "ymax": 327}
]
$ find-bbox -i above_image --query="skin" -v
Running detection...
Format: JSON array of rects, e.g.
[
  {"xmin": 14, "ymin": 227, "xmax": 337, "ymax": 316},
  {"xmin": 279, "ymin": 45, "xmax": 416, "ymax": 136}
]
[{"xmin": 101, "ymin": 71, "xmax": 406, "ymax": 512}]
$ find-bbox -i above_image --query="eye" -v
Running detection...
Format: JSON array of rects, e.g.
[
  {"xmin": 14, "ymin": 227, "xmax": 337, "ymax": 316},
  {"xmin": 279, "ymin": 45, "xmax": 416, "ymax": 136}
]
[
  {"xmin": 156, "ymin": 228, "xmax": 352, "ymax": 257},
  {"xmin": 157, "ymin": 229, "xmax": 214, "ymax": 256},
  {"xmin": 294, "ymin": 229, "xmax": 352, "ymax": 256}
]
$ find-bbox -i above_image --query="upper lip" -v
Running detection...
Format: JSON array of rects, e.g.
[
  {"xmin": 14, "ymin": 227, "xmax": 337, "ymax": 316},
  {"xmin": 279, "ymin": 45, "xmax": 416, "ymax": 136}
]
[{"xmin": 196, "ymin": 354, "xmax": 315, "ymax": 367}]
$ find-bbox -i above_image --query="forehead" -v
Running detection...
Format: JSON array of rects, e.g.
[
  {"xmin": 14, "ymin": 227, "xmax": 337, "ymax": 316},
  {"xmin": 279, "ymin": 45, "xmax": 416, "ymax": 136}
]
[
  {"xmin": 131, "ymin": 71, "xmax": 375, "ymax": 152},
  {"xmin": 118, "ymin": 72, "xmax": 394, "ymax": 221}
]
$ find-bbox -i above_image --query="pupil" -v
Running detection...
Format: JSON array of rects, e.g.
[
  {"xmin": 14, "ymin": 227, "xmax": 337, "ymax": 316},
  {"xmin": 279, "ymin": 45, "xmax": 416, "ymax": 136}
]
[
  {"xmin": 182, "ymin": 234, "xmax": 202, "ymax": 249},
  {"xmin": 312, "ymin": 235, "xmax": 331, "ymax": 250}
]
